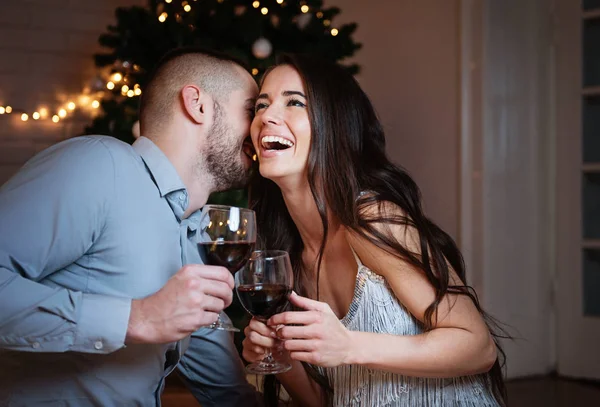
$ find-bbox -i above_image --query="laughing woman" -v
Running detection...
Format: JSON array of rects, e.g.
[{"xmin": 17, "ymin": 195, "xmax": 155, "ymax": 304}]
[{"xmin": 243, "ymin": 54, "xmax": 507, "ymax": 407}]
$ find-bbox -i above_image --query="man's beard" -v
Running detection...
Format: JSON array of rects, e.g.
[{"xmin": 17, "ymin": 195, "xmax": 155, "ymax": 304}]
[{"xmin": 204, "ymin": 102, "xmax": 249, "ymax": 191}]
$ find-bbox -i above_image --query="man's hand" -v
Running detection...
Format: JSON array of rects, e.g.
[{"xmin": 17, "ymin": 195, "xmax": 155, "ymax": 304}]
[{"xmin": 125, "ymin": 264, "xmax": 234, "ymax": 344}]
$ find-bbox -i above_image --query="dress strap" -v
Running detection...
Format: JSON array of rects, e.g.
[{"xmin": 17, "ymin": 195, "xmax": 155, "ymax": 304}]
[{"xmin": 349, "ymin": 245, "xmax": 363, "ymax": 267}]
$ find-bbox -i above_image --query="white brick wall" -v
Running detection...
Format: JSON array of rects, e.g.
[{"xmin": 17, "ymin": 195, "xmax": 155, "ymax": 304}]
[{"xmin": 0, "ymin": 0, "xmax": 145, "ymax": 185}]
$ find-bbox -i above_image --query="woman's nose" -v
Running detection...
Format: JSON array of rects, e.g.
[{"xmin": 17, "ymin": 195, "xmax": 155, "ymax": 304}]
[{"xmin": 261, "ymin": 105, "xmax": 281, "ymax": 126}]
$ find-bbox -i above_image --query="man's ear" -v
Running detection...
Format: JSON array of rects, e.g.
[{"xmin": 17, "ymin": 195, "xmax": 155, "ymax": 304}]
[{"xmin": 181, "ymin": 85, "xmax": 212, "ymax": 125}]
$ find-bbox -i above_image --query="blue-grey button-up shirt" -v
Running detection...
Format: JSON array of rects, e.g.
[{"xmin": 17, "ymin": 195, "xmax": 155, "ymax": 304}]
[{"xmin": 0, "ymin": 136, "xmax": 259, "ymax": 407}]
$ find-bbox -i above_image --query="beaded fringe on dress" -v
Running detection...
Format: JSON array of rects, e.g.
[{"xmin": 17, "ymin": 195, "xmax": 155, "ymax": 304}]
[{"xmin": 316, "ymin": 262, "xmax": 501, "ymax": 407}]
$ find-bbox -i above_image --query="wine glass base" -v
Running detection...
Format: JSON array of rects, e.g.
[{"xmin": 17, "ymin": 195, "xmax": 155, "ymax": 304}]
[
  {"xmin": 208, "ymin": 322, "xmax": 240, "ymax": 332},
  {"xmin": 245, "ymin": 361, "xmax": 292, "ymax": 375}
]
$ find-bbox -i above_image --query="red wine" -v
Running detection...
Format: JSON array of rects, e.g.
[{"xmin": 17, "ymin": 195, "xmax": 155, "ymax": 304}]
[
  {"xmin": 197, "ymin": 241, "xmax": 255, "ymax": 274},
  {"xmin": 237, "ymin": 284, "xmax": 292, "ymax": 321}
]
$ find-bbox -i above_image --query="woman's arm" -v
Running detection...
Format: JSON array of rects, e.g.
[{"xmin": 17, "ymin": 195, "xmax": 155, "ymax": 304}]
[
  {"xmin": 345, "ymin": 202, "xmax": 497, "ymax": 376},
  {"xmin": 242, "ymin": 318, "xmax": 325, "ymax": 406},
  {"xmin": 270, "ymin": 203, "xmax": 497, "ymax": 378}
]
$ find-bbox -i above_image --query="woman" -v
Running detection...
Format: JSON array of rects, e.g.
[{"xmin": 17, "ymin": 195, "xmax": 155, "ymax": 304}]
[{"xmin": 243, "ymin": 54, "xmax": 507, "ymax": 406}]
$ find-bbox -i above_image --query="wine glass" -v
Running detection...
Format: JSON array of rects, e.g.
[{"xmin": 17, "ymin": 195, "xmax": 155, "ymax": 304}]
[
  {"xmin": 236, "ymin": 250, "xmax": 294, "ymax": 375},
  {"xmin": 198, "ymin": 205, "xmax": 256, "ymax": 332}
]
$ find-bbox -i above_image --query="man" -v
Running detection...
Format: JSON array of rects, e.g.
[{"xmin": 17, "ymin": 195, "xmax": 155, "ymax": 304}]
[{"xmin": 0, "ymin": 48, "xmax": 260, "ymax": 406}]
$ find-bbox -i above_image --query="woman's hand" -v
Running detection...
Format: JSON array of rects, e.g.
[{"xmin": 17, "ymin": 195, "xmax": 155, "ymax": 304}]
[
  {"xmin": 241, "ymin": 317, "xmax": 278, "ymax": 364},
  {"xmin": 268, "ymin": 292, "xmax": 355, "ymax": 368}
]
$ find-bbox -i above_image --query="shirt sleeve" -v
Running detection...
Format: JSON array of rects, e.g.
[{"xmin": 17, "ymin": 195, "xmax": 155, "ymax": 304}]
[
  {"xmin": 0, "ymin": 136, "xmax": 131, "ymax": 354},
  {"xmin": 177, "ymin": 319, "xmax": 263, "ymax": 407}
]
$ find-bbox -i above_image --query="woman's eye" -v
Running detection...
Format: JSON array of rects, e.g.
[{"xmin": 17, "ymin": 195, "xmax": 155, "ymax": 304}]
[
  {"xmin": 288, "ymin": 98, "xmax": 306, "ymax": 108},
  {"xmin": 254, "ymin": 102, "xmax": 268, "ymax": 112}
]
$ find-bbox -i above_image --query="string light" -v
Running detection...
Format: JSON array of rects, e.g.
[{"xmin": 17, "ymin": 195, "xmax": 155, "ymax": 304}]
[{"xmin": 0, "ymin": 3, "xmax": 341, "ymax": 128}]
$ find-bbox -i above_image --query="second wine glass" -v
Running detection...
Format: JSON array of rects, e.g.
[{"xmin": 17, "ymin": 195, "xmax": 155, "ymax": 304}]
[{"xmin": 236, "ymin": 250, "xmax": 294, "ymax": 375}]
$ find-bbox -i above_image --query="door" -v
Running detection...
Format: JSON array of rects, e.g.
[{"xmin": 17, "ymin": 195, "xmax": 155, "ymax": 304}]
[{"xmin": 555, "ymin": 0, "xmax": 600, "ymax": 380}]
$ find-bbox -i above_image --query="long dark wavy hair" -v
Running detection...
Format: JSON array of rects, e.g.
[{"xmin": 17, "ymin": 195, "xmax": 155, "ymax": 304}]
[{"xmin": 249, "ymin": 54, "xmax": 509, "ymax": 407}]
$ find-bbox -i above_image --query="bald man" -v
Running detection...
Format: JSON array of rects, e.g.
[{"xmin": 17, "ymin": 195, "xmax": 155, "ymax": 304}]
[{"xmin": 0, "ymin": 48, "xmax": 261, "ymax": 407}]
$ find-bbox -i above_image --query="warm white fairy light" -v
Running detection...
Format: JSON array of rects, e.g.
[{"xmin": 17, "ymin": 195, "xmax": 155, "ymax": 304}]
[
  {"xmin": 277, "ymin": 0, "xmax": 283, "ymax": 3},
  {"xmin": 5, "ymin": 106, "xmax": 12, "ymax": 113},
  {"xmin": 165, "ymin": 0, "xmax": 172, "ymax": 3},
  {"xmin": 331, "ymin": 28, "xmax": 339, "ymax": 36},
  {"xmin": 32, "ymin": 112, "xmax": 40, "ymax": 120},
  {"xmin": 323, "ymin": 19, "xmax": 330, "ymax": 26},
  {"xmin": 134, "ymin": 88, "xmax": 142, "ymax": 96},
  {"xmin": 0, "ymin": 107, "xmax": 5, "ymax": 114},
  {"xmin": 107, "ymin": 81, "xmax": 115, "ymax": 90},
  {"xmin": 121, "ymin": 85, "xmax": 129, "ymax": 93},
  {"xmin": 39, "ymin": 107, "xmax": 48, "ymax": 118},
  {"xmin": 52, "ymin": 115, "xmax": 60, "ymax": 123},
  {"xmin": 111, "ymin": 72, "xmax": 123, "ymax": 82},
  {"xmin": 67, "ymin": 101, "xmax": 76, "ymax": 110},
  {"xmin": 261, "ymin": 7, "xmax": 268, "ymax": 15},
  {"xmin": 301, "ymin": 5, "xmax": 309, "ymax": 13},
  {"xmin": 127, "ymin": 90, "xmax": 135, "ymax": 97},
  {"xmin": 316, "ymin": 11, "xmax": 323, "ymax": 18},
  {"xmin": 58, "ymin": 108, "xmax": 67, "ymax": 118},
  {"xmin": 91, "ymin": 100, "xmax": 100, "ymax": 109},
  {"xmin": 159, "ymin": 12, "xmax": 168, "ymax": 22},
  {"xmin": 183, "ymin": 1, "xmax": 191, "ymax": 12},
  {"xmin": 252, "ymin": 1, "xmax": 260, "ymax": 8},
  {"xmin": 21, "ymin": 113, "xmax": 28, "ymax": 121}
]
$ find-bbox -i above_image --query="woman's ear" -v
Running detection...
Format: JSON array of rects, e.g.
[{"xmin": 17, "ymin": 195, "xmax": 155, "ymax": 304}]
[{"xmin": 181, "ymin": 84, "xmax": 212, "ymax": 124}]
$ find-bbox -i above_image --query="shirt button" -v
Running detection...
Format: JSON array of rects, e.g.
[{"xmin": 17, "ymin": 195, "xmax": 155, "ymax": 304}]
[
  {"xmin": 32, "ymin": 341, "xmax": 40, "ymax": 349},
  {"xmin": 94, "ymin": 341, "xmax": 104, "ymax": 350}
]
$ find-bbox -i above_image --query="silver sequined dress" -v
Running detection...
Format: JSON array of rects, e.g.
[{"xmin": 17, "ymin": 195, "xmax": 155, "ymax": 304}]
[{"xmin": 313, "ymin": 254, "xmax": 501, "ymax": 407}]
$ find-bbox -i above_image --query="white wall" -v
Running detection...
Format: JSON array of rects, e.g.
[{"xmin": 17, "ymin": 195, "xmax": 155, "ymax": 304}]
[
  {"xmin": 0, "ymin": 0, "xmax": 144, "ymax": 185},
  {"xmin": 330, "ymin": 0, "xmax": 462, "ymax": 240}
]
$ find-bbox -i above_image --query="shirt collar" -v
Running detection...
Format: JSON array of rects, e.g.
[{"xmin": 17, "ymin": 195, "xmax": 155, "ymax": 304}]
[
  {"xmin": 133, "ymin": 136, "xmax": 192, "ymax": 222},
  {"xmin": 133, "ymin": 136, "xmax": 186, "ymax": 198}
]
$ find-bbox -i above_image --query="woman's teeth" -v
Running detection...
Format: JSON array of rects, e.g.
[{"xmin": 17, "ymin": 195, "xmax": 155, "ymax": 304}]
[{"xmin": 261, "ymin": 136, "xmax": 294, "ymax": 150}]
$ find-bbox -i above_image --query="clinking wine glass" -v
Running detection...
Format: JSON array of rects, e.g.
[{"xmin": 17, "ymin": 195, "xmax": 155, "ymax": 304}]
[
  {"xmin": 197, "ymin": 205, "xmax": 256, "ymax": 332},
  {"xmin": 236, "ymin": 250, "xmax": 294, "ymax": 374}
]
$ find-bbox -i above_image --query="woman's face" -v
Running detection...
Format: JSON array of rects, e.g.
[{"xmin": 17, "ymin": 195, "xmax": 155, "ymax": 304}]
[{"xmin": 250, "ymin": 65, "xmax": 312, "ymax": 183}]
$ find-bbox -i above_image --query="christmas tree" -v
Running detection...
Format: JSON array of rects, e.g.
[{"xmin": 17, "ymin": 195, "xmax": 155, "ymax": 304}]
[{"xmin": 86, "ymin": 0, "xmax": 361, "ymax": 144}]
